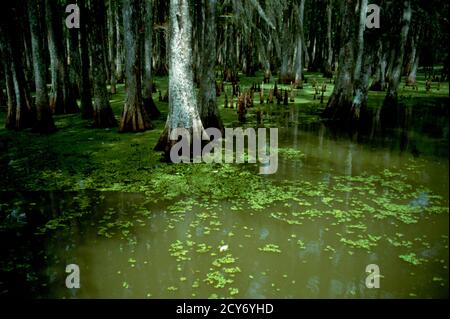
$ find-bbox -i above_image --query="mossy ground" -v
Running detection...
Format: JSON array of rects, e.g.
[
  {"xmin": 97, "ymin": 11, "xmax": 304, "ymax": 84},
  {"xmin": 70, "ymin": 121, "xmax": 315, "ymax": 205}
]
[{"xmin": 1, "ymin": 69, "xmax": 448, "ymax": 193}]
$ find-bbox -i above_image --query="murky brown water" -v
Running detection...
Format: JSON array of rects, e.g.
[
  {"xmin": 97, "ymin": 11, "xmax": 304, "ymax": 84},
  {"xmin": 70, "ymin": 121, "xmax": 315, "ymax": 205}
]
[{"xmin": 0, "ymin": 105, "xmax": 448, "ymax": 298}]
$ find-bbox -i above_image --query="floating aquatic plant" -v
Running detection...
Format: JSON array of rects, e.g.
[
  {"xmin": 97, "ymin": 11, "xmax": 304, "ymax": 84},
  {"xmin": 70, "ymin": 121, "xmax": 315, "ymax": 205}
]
[
  {"xmin": 399, "ymin": 253, "xmax": 426, "ymax": 266},
  {"xmin": 259, "ymin": 244, "xmax": 282, "ymax": 253}
]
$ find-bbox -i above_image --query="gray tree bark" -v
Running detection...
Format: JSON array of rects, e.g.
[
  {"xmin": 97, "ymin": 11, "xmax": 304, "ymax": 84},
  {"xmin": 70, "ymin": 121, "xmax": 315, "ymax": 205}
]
[
  {"xmin": 0, "ymin": 34, "xmax": 17, "ymax": 129},
  {"xmin": 120, "ymin": 0, "xmax": 152, "ymax": 132},
  {"xmin": 115, "ymin": 0, "xmax": 124, "ymax": 83},
  {"xmin": 45, "ymin": 0, "xmax": 78, "ymax": 114},
  {"xmin": 79, "ymin": 0, "xmax": 94, "ymax": 119},
  {"xmin": 155, "ymin": 0, "xmax": 206, "ymax": 153},
  {"xmin": 199, "ymin": 0, "xmax": 223, "ymax": 131},
  {"xmin": 280, "ymin": 6, "xmax": 294, "ymax": 84},
  {"xmin": 352, "ymin": 44, "xmax": 373, "ymax": 116},
  {"xmin": 406, "ymin": 27, "xmax": 421, "ymax": 85},
  {"xmin": 323, "ymin": 0, "xmax": 333, "ymax": 77},
  {"xmin": 294, "ymin": 0, "xmax": 306, "ymax": 87},
  {"xmin": 0, "ymin": 9, "xmax": 34, "ymax": 130},
  {"xmin": 143, "ymin": 0, "xmax": 160, "ymax": 119},
  {"xmin": 370, "ymin": 40, "xmax": 387, "ymax": 91},
  {"xmin": 323, "ymin": 0, "xmax": 356, "ymax": 121},
  {"xmin": 90, "ymin": 0, "xmax": 117, "ymax": 128},
  {"xmin": 384, "ymin": 1, "xmax": 412, "ymax": 106},
  {"xmin": 108, "ymin": 0, "xmax": 117, "ymax": 94},
  {"xmin": 28, "ymin": 0, "xmax": 56, "ymax": 133},
  {"xmin": 353, "ymin": 0, "xmax": 368, "ymax": 81}
]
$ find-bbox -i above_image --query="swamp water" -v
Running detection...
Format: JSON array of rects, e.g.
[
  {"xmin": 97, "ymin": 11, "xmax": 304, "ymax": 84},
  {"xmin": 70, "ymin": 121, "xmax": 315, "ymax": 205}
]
[{"xmin": 0, "ymin": 105, "xmax": 448, "ymax": 298}]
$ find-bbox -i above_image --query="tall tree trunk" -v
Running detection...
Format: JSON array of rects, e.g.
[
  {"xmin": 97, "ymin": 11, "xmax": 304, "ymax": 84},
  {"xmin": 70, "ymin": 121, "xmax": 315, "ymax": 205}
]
[
  {"xmin": 67, "ymin": 24, "xmax": 81, "ymax": 101},
  {"xmin": 3, "ymin": 66, "xmax": 16, "ymax": 130},
  {"xmin": 155, "ymin": 0, "xmax": 205, "ymax": 154},
  {"xmin": 108, "ymin": 0, "xmax": 117, "ymax": 94},
  {"xmin": 280, "ymin": 48, "xmax": 294, "ymax": 84},
  {"xmin": 0, "ymin": 71, "xmax": 6, "ymax": 107},
  {"xmin": 370, "ymin": 39, "xmax": 387, "ymax": 91},
  {"xmin": 102, "ymin": 18, "xmax": 111, "ymax": 89},
  {"xmin": 407, "ymin": 51, "xmax": 419, "ymax": 85},
  {"xmin": 353, "ymin": 0, "xmax": 368, "ymax": 81},
  {"xmin": 90, "ymin": 0, "xmax": 117, "ymax": 128},
  {"xmin": 153, "ymin": 0, "xmax": 169, "ymax": 76},
  {"xmin": 0, "ymin": 7, "xmax": 34, "ymax": 130},
  {"xmin": 384, "ymin": 45, "xmax": 396, "ymax": 84},
  {"xmin": 294, "ymin": 35, "xmax": 303, "ymax": 87},
  {"xmin": 77, "ymin": 0, "xmax": 94, "ymax": 118},
  {"xmin": 323, "ymin": 0, "xmax": 356, "ymax": 121},
  {"xmin": 0, "ymin": 34, "xmax": 17, "ymax": 129},
  {"xmin": 192, "ymin": 0, "xmax": 203, "ymax": 85},
  {"xmin": 384, "ymin": 1, "xmax": 412, "ymax": 107},
  {"xmin": 28, "ymin": 0, "xmax": 56, "ymax": 133},
  {"xmin": 406, "ymin": 27, "xmax": 421, "ymax": 85},
  {"xmin": 66, "ymin": 0, "xmax": 81, "ymax": 103},
  {"xmin": 280, "ymin": 6, "xmax": 294, "ymax": 84},
  {"xmin": 115, "ymin": 0, "xmax": 124, "ymax": 83},
  {"xmin": 199, "ymin": 0, "xmax": 223, "ymax": 131},
  {"xmin": 352, "ymin": 43, "xmax": 373, "ymax": 117},
  {"xmin": 79, "ymin": 0, "xmax": 94, "ymax": 119},
  {"xmin": 143, "ymin": 0, "xmax": 160, "ymax": 119},
  {"xmin": 323, "ymin": 0, "xmax": 333, "ymax": 78},
  {"xmin": 294, "ymin": 0, "xmax": 306, "ymax": 87},
  {"xmin": 120, "ymin": 0, "xmax": 152, "ymax": 132},
  {"xmin": 45, "ymin": 0, "xmax": 78, "ymax": 115},
  {"xmin": 22, "ymin": 20, "xmax": 34, "ymax": 93}
]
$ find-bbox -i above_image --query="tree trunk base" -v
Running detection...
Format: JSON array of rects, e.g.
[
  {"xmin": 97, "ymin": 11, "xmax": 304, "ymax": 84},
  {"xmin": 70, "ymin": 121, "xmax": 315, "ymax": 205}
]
[
  {"xmin": 279, "ymin": 74, "xmax": 294, "ymax": 84},
  {"xmin": 50, "ymin": 95, "xmax": 79, "ymax": 114},
  {"xmin": 154, "ymin": 126, "xmax": 211, "ymax": 163},
  {"xmin": 154, "ymin": 126, "xmax": 172, "ymax": 159},
  {"xmin": 33, "ymin": 117, "xmax": 57, "ymax": 134},
  {"xmin": 201, "ymin": 114, "xmax": 224, "ymax": 134},
  {"xmin": 81, "ymin": 103, "xmax": 94, "ymax": 120},
  {"xmin": 50, "ymin": 96, "xmax": 65, "ymax": 115},
  {"xmin": 143, "ymin": 97, "xmax": 161, "ymax": 119},
  {"xmin": 119, "ymin": 107, "xmax": 153, "ymax": 132},
  {"xmin": 93, "ymin": 107, "xmax": 117, "ymax": 128},
  {"xmin": 322, "ymin": 91, "xmax": 355, "ymax": 122},
  {"xmin": 322, "ymin": 65, "xmax": 333, "ymax": 79},
  {"xmin": 369, "ymin": 81, "xmax": 385, "ymax": 91},
  {"xmin": 65, "ymin": 98, "xmax": 80, "ymax": 114}
]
